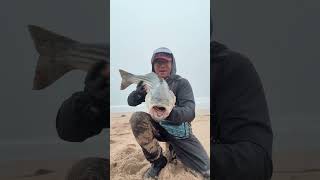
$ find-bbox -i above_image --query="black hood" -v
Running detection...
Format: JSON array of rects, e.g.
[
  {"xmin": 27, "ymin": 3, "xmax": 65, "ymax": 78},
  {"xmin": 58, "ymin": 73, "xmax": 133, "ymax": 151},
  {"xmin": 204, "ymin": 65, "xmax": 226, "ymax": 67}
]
[
  {"xmin": 212, "ymin": 41, "xmax": 227, "ymax": 52},
  {"xmin": 150, "ymin": 47, "xmax": 177, "ymax": 79},
  {"xmin": 211, "ymin": 41, "xmax": 229, "ymax": 60}
]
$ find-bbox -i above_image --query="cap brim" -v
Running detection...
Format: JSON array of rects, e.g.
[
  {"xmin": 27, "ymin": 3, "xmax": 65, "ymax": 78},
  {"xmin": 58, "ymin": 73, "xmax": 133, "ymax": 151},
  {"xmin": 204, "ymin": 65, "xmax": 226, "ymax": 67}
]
[{"xmin": 153, "ymin": 57, "xmax": 172, "ymax": 63}]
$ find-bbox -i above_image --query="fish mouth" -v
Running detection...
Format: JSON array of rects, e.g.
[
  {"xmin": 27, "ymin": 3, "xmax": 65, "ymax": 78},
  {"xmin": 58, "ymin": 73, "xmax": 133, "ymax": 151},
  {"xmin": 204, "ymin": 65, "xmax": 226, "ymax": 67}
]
[
  {"xmin": 150, "ymin": 106, "xmax": 169, "ymax": 121},
  {"xmin": 153, "ymin": 106, "xmax": 166, "ymax": 112}
]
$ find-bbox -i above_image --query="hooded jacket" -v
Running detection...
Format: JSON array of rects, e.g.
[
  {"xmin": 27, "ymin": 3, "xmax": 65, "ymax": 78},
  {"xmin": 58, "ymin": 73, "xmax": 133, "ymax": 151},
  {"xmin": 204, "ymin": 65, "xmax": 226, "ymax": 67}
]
[
  {"xmin": 211, "ymin": 41, "xmax": 273, "ymax": 180},
  {"xmin": 127, "ymin": 47, "xmax": 195, "ymax": 124}
]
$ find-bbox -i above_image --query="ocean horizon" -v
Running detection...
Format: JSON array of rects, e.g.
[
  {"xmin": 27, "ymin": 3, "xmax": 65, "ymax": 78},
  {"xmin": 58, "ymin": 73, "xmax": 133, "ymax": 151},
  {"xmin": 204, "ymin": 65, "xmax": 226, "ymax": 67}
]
[{"xmin": 110, "ymin": 97, "xmax": 210, "ymax": 112}]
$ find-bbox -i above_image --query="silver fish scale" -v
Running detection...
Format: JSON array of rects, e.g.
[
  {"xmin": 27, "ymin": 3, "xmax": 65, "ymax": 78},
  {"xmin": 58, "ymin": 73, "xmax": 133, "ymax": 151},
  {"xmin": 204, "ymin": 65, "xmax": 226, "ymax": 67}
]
[{"xmin": 130, "ymin": 73, "xmax": 160, "ymax": 89}]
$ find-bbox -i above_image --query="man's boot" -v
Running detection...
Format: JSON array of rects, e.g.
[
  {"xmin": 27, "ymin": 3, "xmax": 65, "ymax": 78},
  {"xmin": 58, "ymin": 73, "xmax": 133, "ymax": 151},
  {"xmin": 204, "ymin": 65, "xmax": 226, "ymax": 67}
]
[
  {"xmin": 143, "ymin": 154, "xmax": 167, "ymax": 179},
  {"xmin": 165, "ymin": 143, "xmax": 177, "ymax": 163}
]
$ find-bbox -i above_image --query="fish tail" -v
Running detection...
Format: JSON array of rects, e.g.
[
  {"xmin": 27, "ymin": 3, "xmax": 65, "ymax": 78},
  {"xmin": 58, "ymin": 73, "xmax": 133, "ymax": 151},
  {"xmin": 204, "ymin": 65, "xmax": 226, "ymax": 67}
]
[
  {"xmin": 28, "ymin": 25, "xmax": 76, "ymax": 90},
  {"xmin": 119, "ymin": 69, "xmax": 134, "ymax": 90},
  {"xmin": 28, "ymin": 25, "xmax": 77, "ymax": 55}
]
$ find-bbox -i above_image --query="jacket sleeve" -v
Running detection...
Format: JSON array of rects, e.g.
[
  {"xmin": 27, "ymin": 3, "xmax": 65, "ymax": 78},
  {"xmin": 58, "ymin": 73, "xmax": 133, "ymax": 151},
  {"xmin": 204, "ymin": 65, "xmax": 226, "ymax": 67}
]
[
  {"xmin": 56, "ymin": 91, "xmax": 107, "ymax": 142},
  {"xmin": 212, "ymin": 53, "xmax": 273, "ymax": 180},
  {"xmin": 127, "ymin": 81, "xmax": 147, "ymax": 106},
  {"xmin": 167, "ymin": 79, "xmax": 195, "ymax": 123}
]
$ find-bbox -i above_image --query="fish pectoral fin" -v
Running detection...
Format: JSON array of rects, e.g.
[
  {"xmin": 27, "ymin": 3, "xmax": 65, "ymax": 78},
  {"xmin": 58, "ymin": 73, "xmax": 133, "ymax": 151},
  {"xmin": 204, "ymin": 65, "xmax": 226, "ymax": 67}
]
[
  {"xmin": 144, "ymin": 84, "xmax": 152, "ymax": 92},
  {"xmin": 169, "ymin": 90, "xmax": 176, "ymax": 105}
]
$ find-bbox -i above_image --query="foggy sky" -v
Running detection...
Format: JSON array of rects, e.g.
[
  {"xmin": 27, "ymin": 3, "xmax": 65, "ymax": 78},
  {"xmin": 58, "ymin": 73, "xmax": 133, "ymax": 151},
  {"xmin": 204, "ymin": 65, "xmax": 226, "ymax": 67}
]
[{"xmin": 110, "ymin": 0, "xmax": 210, "ymax": 111}]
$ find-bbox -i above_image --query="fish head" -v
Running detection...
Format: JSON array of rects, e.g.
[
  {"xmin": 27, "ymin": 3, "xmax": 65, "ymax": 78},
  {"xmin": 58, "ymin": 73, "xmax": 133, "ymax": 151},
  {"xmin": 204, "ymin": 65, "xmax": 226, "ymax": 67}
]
[{"xmin": 145, "ymin": 80, "xmax": 176, "ymax": 121}]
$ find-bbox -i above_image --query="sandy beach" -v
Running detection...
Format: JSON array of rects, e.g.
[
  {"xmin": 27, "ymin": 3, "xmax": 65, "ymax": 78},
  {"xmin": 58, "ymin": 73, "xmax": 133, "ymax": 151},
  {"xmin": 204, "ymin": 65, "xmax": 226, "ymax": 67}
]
[
  {"xmin": 0, "ymin": 159, "xmax": 77, "ymax": 180},
  {"xmin": 1, "ymin": 110, "xmax": 320, "ymax": 179},
  {"xmin": 110, "ymin": 109, "xmax": 210, "ymax": 180},
  {"xmin": 0, "ymin": 132, "xmax": 108, "ymax": 180}
]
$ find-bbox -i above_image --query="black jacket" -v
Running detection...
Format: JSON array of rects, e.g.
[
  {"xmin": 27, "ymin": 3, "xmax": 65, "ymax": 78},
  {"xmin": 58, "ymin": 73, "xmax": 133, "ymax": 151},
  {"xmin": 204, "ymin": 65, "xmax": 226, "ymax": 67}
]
[{"xmin": 211, "ymin": 41, "xmax": 273, "ymax": 180}]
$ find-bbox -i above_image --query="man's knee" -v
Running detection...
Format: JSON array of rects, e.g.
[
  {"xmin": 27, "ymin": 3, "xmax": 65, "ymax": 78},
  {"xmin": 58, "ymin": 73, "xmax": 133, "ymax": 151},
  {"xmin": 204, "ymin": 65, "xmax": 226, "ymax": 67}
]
[
  {"xmin": 129, "ymin": 111, "xmax": 150, "ymax": 127},
  {"xmin": 129, "ymin": 112, "xmax": 152, "ymax": 134}
]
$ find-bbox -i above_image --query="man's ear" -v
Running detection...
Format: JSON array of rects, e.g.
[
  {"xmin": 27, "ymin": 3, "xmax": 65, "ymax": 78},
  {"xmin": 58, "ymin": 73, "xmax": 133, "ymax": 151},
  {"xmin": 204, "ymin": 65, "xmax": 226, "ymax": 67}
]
[{"xmin": 152, "ymin": 63, "xmax": 155, "ymax": 72}]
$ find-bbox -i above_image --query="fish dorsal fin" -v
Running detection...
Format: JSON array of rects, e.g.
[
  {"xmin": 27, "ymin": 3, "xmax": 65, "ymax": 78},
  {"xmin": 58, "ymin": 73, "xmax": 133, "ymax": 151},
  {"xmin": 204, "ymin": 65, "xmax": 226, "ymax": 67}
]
[{"xmin": 144, "ymin": 72, "xmax": 160, "ymax": 88}]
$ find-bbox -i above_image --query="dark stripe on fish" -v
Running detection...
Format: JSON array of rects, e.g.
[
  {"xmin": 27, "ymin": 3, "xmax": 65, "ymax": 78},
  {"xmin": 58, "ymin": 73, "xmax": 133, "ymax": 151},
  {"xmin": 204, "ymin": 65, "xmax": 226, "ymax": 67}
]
[{"xmin": 72, "ymin": 46, "xmax": 108, "ymax": 56}]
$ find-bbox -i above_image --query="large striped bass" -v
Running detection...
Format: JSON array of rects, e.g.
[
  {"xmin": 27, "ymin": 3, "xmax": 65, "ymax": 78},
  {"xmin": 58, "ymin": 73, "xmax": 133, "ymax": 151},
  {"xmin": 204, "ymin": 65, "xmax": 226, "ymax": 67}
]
[
  {"xmin": 28, "ymin": 25, "xmax": 109, "ymax": 90},
  {"xmin": 119, "ymin": 69, "xmax": 176, "ymax": 121}
]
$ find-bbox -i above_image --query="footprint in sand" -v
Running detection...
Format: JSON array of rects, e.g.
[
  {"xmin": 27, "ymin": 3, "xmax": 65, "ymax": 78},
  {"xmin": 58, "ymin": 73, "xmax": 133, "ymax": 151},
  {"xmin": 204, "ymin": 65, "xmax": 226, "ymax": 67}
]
[
  {"xmin": 123, "ymin": 147, "xmax": 136, "ymax": 154},
  {"xmin": 136, "ymin": 152, "xmax": 146, "ymax": 162},
  {"xmin": 111, "ymin": 162, "xmax": 117, "ymax": 168},
  {"xmin": 127, "ymin": 144, "xmax": 136, "ymax": 148},
  {"xmin": 123, "ymin": 162, "xmax": 148, "ymax": 174}
]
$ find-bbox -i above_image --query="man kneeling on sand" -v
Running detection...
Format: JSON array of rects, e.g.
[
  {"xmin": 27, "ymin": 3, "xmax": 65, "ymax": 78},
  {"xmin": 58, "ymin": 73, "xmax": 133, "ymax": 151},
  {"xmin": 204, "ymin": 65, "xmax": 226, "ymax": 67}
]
[{"xmin": 127, "ymin": 47, "xmax": 210, "ymax": 179}]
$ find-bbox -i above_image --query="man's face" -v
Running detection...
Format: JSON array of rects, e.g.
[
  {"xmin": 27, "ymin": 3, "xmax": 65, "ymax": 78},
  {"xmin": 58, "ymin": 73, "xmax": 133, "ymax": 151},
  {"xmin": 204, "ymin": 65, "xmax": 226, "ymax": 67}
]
[{"xmin": 154, "ymin": 59, "xmax": 172, "ymax": 78}]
